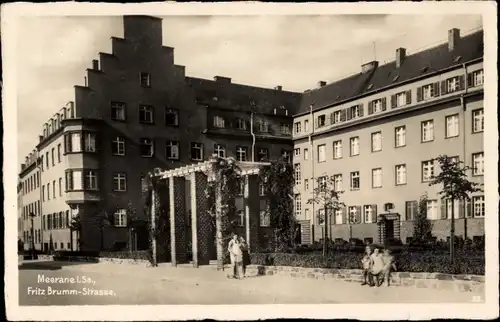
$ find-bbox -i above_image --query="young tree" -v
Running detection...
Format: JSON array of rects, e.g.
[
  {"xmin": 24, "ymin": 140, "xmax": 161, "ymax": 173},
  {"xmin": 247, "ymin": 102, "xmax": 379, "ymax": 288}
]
[
  {"xmin": 413, "ymin": 193, "xmax": 434, "ymax": 242},
  {"xmin": 307, "ymin": 174, "xmax": 345, "ymax": 256},
  {"xmin": 259, "ymin": 158, "xmax": 296, "ymax": 251},
  {"xmin": 69, "ymin": 214, "xmax": 82, "ymax": 251},
  {"xmin": 428, "ymin": 155, "xmax": 482, "ymax": 263}
]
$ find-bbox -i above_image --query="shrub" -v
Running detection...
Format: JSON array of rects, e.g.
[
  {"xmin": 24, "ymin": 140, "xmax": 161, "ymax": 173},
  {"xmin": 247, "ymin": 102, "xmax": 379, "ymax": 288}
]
[{"xmin": 53, "ymin": 250, "xmax": 151, "ymax": 261}]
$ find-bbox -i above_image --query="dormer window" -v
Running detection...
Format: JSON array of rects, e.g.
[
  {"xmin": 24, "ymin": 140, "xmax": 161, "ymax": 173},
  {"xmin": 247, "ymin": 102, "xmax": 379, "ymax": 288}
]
[
  {"xmin": 236, "ymin": 118, "xmax": 247, "ymax": 130},
  {"xmin": 213, "ymin": 116, "xmax": 225, "ymax": 128},
  {"xmin": 317, "ymin": 115, "xmax": 326, "ymax": 128}
]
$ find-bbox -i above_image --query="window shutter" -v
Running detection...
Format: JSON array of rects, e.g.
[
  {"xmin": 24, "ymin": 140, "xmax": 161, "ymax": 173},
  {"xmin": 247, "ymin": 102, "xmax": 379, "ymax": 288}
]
[
  {"xmin": 391, "ymin": 95, "xmax": 397, "ymax": 109},
  {"xmin": 358, "ymin": 103, "xmax": 364, "ymax": 117},
  {"xmin": 64, "ymin": 134, "xmax": 71, "ymax": 153},
  {"xmin": 467, "ymin": 73, "xmax": 474, "ymax": 88},
  {"xmin": 368, "ymin": 101, "xmax": 373, "ymax": 115},
  {"xmin": 406, "ymin": 90, "xmax": 412, "ymax": 104},
  {"xmin": 416, "ymin": 87, "xmax": 423, "ymax": 102},
  {"xmin": 433, "ymin": 82, "xmax": 440, "ymax": 97},
  {"xmin": 440, "ymin": 198, "xmax": 447, "ymax": 219},
  {"xmin": 330, "ymin": 113, "xmax": 335, "ymax": 124},
  {"xmin": 340, "ymin": 109, "xmax": 346, "ymax": 121},
  {"xmin": 458, "ymin": 75, "xmax": 465, "ymax": 90},
  {"xmin": 381, "ymin": 97, "xmax": 387, "ymax": 111},
  {"xmin": 346, "ymin": 108, "xmax": 352, "ymax": 120},
  {"xmin": 341, "ymin": 206, "xmax": 347, "ymax": 224},
  {"xmin": 372, "ymin": 204, "xmax": 377, "ymax": 223},
  {"xmin": 441, "ymin": 80, "xmax": 447, "ymax": 95},
  {"xmin": 314, "ymin": 117, "xmax": 318, "ymax": 129},
  {"xmin": 458, "ymin": 199, "xmax": 465, "ymax": 218},
  {"xmin": 356, "ymin": 206, "xmax": 362, "ymax": 223},
  {"xmin": 466, "ymin": 200, "xmax": 473, "ymax": 218}
]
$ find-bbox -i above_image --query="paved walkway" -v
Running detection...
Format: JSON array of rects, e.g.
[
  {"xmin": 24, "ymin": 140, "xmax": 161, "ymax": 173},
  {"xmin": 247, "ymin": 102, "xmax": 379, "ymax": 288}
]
[{"xmin": 18, "ymin": 260, "xmax": 483, "ymax": 305}]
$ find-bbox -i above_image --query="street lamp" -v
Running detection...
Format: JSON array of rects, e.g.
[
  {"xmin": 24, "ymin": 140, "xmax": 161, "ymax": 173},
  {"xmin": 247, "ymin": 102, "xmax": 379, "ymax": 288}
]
[{"xmin": 29, "ymin": 212, "xmax": 36, "ymax": 259}]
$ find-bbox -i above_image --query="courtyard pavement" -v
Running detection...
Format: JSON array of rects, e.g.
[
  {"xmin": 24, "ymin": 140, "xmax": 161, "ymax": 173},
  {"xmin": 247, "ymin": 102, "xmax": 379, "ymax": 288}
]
[{"xmin": 18, "ymin": 260, "xmax": 483, "ymax": 305}]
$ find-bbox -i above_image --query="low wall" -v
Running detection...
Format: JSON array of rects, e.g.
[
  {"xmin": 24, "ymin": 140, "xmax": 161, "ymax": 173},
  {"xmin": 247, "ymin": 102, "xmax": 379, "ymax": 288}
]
[{"xmin": 40, "ymin": 254, "xmax": 149, "ymax": 265}]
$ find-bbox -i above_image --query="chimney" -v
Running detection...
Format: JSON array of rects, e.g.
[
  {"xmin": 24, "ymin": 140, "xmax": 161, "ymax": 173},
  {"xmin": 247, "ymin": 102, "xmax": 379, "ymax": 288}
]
[
  {"xmin": 361, "ymin": 61, "xmax": 379, "ymax": 74},
  {"xmin": 92, "ymin": 59, "xmax": 99, "ymax": 70},
  {"xmin": 396, "ymin": 48, "xmax": 406, "ymax": 68},
  {"xmin": 213, "ymin": 76, "xmax": 232, "ymax": 83},
  {"xmin": 274, "ymin": 85, "xmax": 282, "ymax": 91},
  {"xmin": 318, "ymin": 81, "xmax": 327, "ymax": 88},
  {"xmin": 448, "ymin": 28, "xmax": 460, "ymax": 51}
]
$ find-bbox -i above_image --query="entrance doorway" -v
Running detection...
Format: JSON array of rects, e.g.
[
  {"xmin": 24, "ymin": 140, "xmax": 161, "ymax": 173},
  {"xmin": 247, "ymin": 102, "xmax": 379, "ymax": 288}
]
[{"xmin": 384, "ymin": 219, "xmax": 395, "ymax": 241}]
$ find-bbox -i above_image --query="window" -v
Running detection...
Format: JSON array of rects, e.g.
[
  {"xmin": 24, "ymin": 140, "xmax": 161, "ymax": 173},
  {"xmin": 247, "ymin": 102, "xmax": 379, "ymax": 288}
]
[
  {"xmin": 140, "ymin": 138, "xmax": 154, "ymax": 157},
  {"xmin": 304, "ymin": 179, "xmax": 309, "ymax": 191},
  {"xmin": 317, "ymin": 115, "xmax": 326, "ymax": 128},
  {"xmin": 304, "ymin": 120, "xmax": 309, "ymax": 132},
  {"xmin": 472, "ymin": 152, "xmax": 484, "ymax": 175},
  {"xmin": 372, "ymin": 168, "xmax": 382, "ymax": 188},
  {"xmin": 258, "ymin": 120, "xmax": 269, "ymax": 132},
  {"xmin": 405, "ymin": 201, "xmax": 418, "ymax": 221},
  {"xmin": 373, "ymin": 99, "xmax": 382, "ymax": 113},
  {"xmin": 213, "ymin": 116, "xmax": 225, "ymax": 128},
  {"xmin": 421, "ymin": 120, "xmax": 434, "ymax": 142},
  {"xmin": 236, "ymin": 118, "xmax": 247, "ymax": 130},
  {"xmin": 114, "ymin": 209, "xmax": 127, "ymax": 227},
  {"xmin": 236, "ymin": 146, "xmax": 248, "ymax": 162},
  {"xmin": 470, "ymin": 69, "xmax": 484, "ymax": 87},
  {"xmin": 46, "ymin": 152, "xmax": 49, "ymax": 167},
  {"xmin": 391, "ymin": 90, "xmax": 411, "ymax": 108},
  {"xmin": 333, "ymin": 174, "xmax": 342, "ymax": 191},
  {"xmin": 258, "ymin": 181, "xmax": 266, "ymax": 196},
  {"xmin": 446, "ymin": 77, "xmax": 459, "ymax": 92},
  {"xmin": 165, "ymin": 108, "xmax": 179, "ymax": 126},
  {"xmin": 59, "ymin": 178, "xmax": 63, "ymax": 196},
  {"xmin": 426, "ymin": 200, "xmax": 439, "ymax": 220},
  {"xmin": 349, "ymin": 105, "xmax": 361, "ymax": 119},
  {"xmin": 66, "ymin": 170, "xmax": 83, "ymax": 191},
  {"xmin": 445, "ymin": 199, "xmax": 460, "ymax": 219},
  {"xmin": 214, "ymin": 144, "xmax": 226, "ymax": 158},
  {"xmin": 304, "ymin": 148, "xmax": 309, "ymax": 160},
  {"xmin": 472, "ymin": 109, "xmax": 484, "ymax": 133},
  {"xmin": 348, "ymin": 206, "xmax": 360, "ymax": 224},
  {"xmin": 317, "ymin": 209, "xmax": 325, "ymax": 226},
  {"xmin": 350, "ymin": 171, "xmax": 360, "ymax": 190},
  {"xmin": 334, "ymin": 209, "xmax": 343, "ymax": 224},
  {"xmin": 47, "ymin": 183, "xmax": 51, "ymax": 200},
  {"xmin": 85, "ymin": 170, "xmax": 98, "ymax": 190},
  {"xmin": 42, "ymin": 185, "xmax": 45, "ymax": 201},
  {"xmin": 423, "ymin": 84, "xmax": 434, "ymax": 100},
  {"xmin": 280, "ymin": 123, "xmax": 291, "ymax": 135},
  {"xmin": 333, "ymin": 140, "xmax": 342, "ymax": 159},
  {"xmin": 395, "ymin": 126, "xmax": 406, "ymax": 147},
  {"xmin": 140, "ymin": 72, "xmax": 151, "ymax": 88},
  {"xmin": 191, "ymin": 143, "xmax": 203, "ymax": 161},
  {"xmin": 363, "ymin": 205, "xmax": 376, "ymax": 224},
  {"xmin": 281, "ymin": 150, "xmax": 291, "ymax": 162},
  {"xmin": 237, "ymin": 210, "xmax": 245, "ymax": 227},
  {"xmin": 472, "ymin": 196, "xmax": 485, "ymax": 217},
  {"xmin": 295, "ymin": 194, "xmax": 302, "ymax": 217},
  {"xmin": 445, "ymin": 114, "xmax": 459, "ymax": 138},
  {"xmin": 84, "ymin": 133, "xmax": 96, "ymax": 152},
  {"xmin": 52, "ymin": 180, "xmax": 56, "ymax": 197},
  {"xmin": 257, "ymin": 148, "xmax": 268, "ymax": 162},
  {"xmin": 294, "ymin": 122, "xmax": 301, "ymax": 134},
  {"xmin": 318, "ymin": 176, "xmax": 327, "ymax": 189},
  {"xmin": 317, "ymin": 144, "xmax": 326, "ymax": 163},
  {"xmin": 260, "ymin": 210, "xmax": 270, "ymax": 227},
  {"xmin": 69, "ymin": 133, "xmax": 82, "ymax": 152},
  {"xmin": 371, "ymin": 132, "xmax": 382, "ymax": 152},
  {"xmin": 395, "ymin": 164, "xmax": 407, "ymax": 185},
  {"xmin": 350, "ymin": 137, "xmax": 359, "ymax": 156},
  {"xmin": 57, "ymin": 144, "xmax": 61, "ymax": 163},
  {"xmin": 422, "ymin": 160, "xmax": 434, "ymax": 182},
  {"xmin": 111, "ymin": 102, "xmax": 126, "ymax": 121},
  {"xmin": 113, "ymin": 173, "xmax": 127, "ymax": 191},
  {"xmin": 332, "ymin": 110, "xmax": 342, "ymax": 124},
  {"xmin": 294, "ymin": 164, "xmax": 301, "ymax": 185},
  {"xmin": 166, "ymin": 141, "xmax": 179, "ymax": 160},
  {"xmin": 139, "ymin": 105, "xmax": 154, "ymax": 124},
  {"xmin": 112, "ymin": 137, "xmax": 126, "ymax": 156},
  {"xmin": 294, "ymin": 148, "xmax": 300, "ymax": 157}
]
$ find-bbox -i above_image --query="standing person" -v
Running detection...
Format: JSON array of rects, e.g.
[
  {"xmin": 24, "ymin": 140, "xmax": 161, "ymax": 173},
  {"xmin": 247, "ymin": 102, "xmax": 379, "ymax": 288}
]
[
  {"xmin": 370, "ymin": 248, "xmax": 384, "ymax": 287},
  {"xmin": 239, "ymin": 237, "xmax": 250, "ymax": 277},
  {"xmin": 227, "ymin": 234, "xmax": 239, "ymax": 279},
  {"xmin": 360, "ymin": 245, "xmax": 374, "ymax": 286},
  {"xmin": 381, "ymin": 248, "xmax": 397, "ymax": 287}
]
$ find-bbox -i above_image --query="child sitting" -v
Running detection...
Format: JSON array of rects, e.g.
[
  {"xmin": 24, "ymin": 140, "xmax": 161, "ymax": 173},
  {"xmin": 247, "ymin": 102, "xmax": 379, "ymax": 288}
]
[
  {"xmin": 360, "ymin": 246, "xmax": 374, "ymax": 286},
  {"xmin": 370, "ymin": 248, "xmax": 384, "ymax": 287},
  {"xmin": 381, "ymin": 248, "xmax": 397, "ymax": 287}
]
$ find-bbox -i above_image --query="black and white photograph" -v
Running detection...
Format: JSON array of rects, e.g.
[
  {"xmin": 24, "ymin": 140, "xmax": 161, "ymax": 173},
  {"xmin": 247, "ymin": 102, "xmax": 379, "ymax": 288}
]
[{"xmin": 2, "ymin": 2, "xmax": 498, "ymax": 321}]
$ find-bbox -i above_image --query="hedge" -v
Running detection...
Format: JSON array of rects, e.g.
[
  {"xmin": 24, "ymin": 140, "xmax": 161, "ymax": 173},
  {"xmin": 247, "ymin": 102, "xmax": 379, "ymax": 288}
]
[{"xmin": 53, "ymin": 250, "xmax": 151, "ymax": 261}]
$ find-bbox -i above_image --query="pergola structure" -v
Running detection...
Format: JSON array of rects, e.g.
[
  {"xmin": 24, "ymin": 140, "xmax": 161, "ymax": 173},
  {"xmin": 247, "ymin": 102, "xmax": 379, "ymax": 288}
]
[{"xmin": 151, "ymin": 158, "xmax": 270, "ymax": 267}]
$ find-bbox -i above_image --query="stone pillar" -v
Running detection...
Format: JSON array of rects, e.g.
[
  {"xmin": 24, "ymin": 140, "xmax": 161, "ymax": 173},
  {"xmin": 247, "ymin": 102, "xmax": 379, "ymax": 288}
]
[
  {"xmin": 191, "ymin": 172, "xmax": 211, "ymax": 267},
  {"xmin": 170, "ymin": 176, "xmax": 187, "ymax": 266},
  {"xmin": 244, "ymin": 174, "xmax": 260, "ymax": 252}
]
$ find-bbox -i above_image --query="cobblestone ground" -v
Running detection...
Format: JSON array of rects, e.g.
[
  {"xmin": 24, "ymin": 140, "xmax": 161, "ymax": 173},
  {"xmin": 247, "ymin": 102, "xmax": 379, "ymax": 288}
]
[{"xmin": 18, "ymin": 261, "xmax": 483, "ymax": 305}]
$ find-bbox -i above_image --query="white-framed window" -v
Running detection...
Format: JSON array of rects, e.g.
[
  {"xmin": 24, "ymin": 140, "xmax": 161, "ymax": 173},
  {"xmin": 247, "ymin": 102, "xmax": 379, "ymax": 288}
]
[
  {"xmin": 422, "ymin": 160, "xmax": 434, "ymax": 182},
  {"xmin": 213, "ymin": 116, "xmax": 225, "ymax": 128},
  {"xmin": 140, "ymin": 138, "xmax": 154, "ymax": 157},
  {"xmin": 84, "ymin": 133, "xmax": 96, "ymax": 152},
  {"xmin": 165, "ymin": 108, "xmax": 179, "ymax": 126},
  {"xmin": 333, "ymin": 140, "xmax": 342, "ymax": 159},
  {"xmin": 472, "ymin": 196, "xmax": 485, "ymax": 217},
  {"xmin": 114, "ymin": 209, "xmax": 127, "ymax": 227},
  {"xmin": 350, "ymin": 137, "xmax": 359, "ymax": 156},
  {"xmin": 472, "ymin": 109, "xmax": 484, "ymax": 133},
  {"xmin": 260, "ymin": 210, "xmax": 270, "ymax": 227},
  {"xmin": 317, "ymin": 115, "xmax": 326, "ymax": 128},
  {"xmin": 317, "ymin": 209, "xmax": 325, "ymax": 226},
  {"xmin": 47, "ymin": 183, "xmax": 51, "ymax": 199},
  {"xmin": 318, "ymin": 176, "xmax": 327, "ymax": 189},
  {"xmin": 139, "ymin": 105, "xmax": 154, "ymax": 123},
  {"xmin": 257, "ymin": 148, "xmax": 268, "ymax": 161},
  {"xmin": 258, "ymin": 120, "xmax": 269, "ymax": 132},
  {"xmin": 348, "ymin": 206, "xmax": 359, "ymax": 224},
  {"xmin": 333, "ymin": 111, "xmax": 342, "ymax": 123},
  {"xmin": 280, "ymin": 123, "xmax": 291, "ymax": 135},
  {"xmin": 373, "ymin": 99, "xmax": 382, "ymax": 113},
  {"xmin": 294, "ymin": 194, "xmax": 302, "ymax": 217},
  {"xmin": 426, "ymin": 199, "xmax": 439, "ymax": 220},
  {"xmin": 112, "ymin": 137, "xmax": 125, "ymax": 156},
  {"xmin": 471, "ymin": 69, "xmax": 484, "ymax": 87},
  {"xmin": 446, "ymin": 77, "xmax": 459, "ymax": 92},
  {"xmin": 166, "ymin": 141, "xmax": 179, "ymax": 160},
  {"xmin": 71, "ymin": 133, "xmax": 82, "ymax": 152},
  {"xmin": 191, "ymin": 142, "xmax": 203, "ymax": 161},
  {"xmin": 259, "ymin": 182, "xmax": 266, "ymax": 196},
  {"xmin": 294, "ymin": 148, "xmax": 300, "ymax": 157},
  {"xmin": 395, "ymin": 126, "xmax": 406, "ymax": 147},
  {"xmin": 237, "ymin": 210, "xmax": 245, "ymax": 227},
  {"xmin": 295, "ymin": 122, "xmax": 301, "ymax": 134},
  {"xmin": 294, "ymin": 164, "xmax": 301, "ymax": 185},
  {"xmin": 422, "ymin": 84, "xmax": 434, "ymax": 100},
  {"xmin": 68, "ymin": 170, "xmax": 83, "ymax": 191},
  {"xmin": 350, "ymin": 171, "xmax": 360, "ymax": 190},
  {"xmin": 236, "ymin": 146, "xmax": 248, "ymax": 162},
  {"xmin": 350, "ymin": 105, "xmax": 360, "ymax": 119},
  {"xmin": 372, "ymin": 168, "xmax": 382, "ymax": 188},
  {"xmin": 334, "ymin": 209, "xmax": 343, "ymax": 225},
  {"xmin": 395, "ymin": 164, "xmax": 407, "ymax": 185},
  {"xmin": 445, "ymin": 199, "xmax": 460, "ymax": 219},
  {"xmin": 363, "ymin": 205, "xmax": 374, "ymax": 223},
  {"xmin": 57, "ymin": 144, "xmax": 62, "ymax": 162},
  {"xmin": 333, "ymin": 174, "xmax": 342, "ymax": 191},
  {"xmin": 140, "ymin": 72, "xmax": 151, "ymax": 87},
  {"xmin": 111, "ymin": 102, "xmax": 126, "ymax": 121},
  {"xmin": 85, "ymin": 170, "xmax": 98, "ymax": 190},
  {"xmin": 421, "ymin": 120, "xmax": 434, "ymax": 142},
  {"xmin": 304, "ymin": 120, "xmax": 309, "ymax": 132},
  {"xmin": 214, "ymin": 144, "xmax": 226, "ymax": 158},
  {"xmin": 113, "ymin": 173, "xmax": 127, "ymax": 192},
  {"xmin": 317, "ymin": 144, "xmax": 326, "ymax": 162},
  {"xmin": 396, "ymin": 91, "xmax": 407, "ymax": 107},
  {"xmin": 445, "ymin": 114, "xmax": 459, "ymax": 138},
  {"xmin": 371, "ymin": 132, "xmax": 382, "ymax": 152},
  {"xmin": 472, "ymin": 152, "xmax": 484, "ymax": 175},
  {"xmin": 236, "ymin": 118, "xmax": 247, "ymax": 130},
  {"xmin": 304, "ymin": 148, "xmax": 309, "ymax": 160},
  {"xmin": 304, "ymin": 179, "xmax": 309, "ymax": 191},
  {"xmin": 59, "ymin": 178, "xmax": 63, "ymax": 196}
]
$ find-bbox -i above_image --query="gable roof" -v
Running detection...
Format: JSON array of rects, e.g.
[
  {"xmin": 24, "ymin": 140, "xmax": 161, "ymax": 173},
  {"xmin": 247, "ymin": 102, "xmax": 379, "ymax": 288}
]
[{"xmin": 298, "ymin": 30, "xmax": 484, "ymax": 115}]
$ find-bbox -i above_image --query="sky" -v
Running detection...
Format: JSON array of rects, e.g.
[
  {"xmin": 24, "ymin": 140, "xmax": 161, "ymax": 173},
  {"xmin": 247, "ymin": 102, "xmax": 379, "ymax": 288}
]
[{"xmin": 16, "ymin": 14, "xmax": 483, "ymax": 165}]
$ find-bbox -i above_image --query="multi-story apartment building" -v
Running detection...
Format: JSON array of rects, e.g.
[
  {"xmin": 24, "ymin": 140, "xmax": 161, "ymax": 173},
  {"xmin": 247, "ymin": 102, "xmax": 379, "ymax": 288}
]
[
  {"xmin": 293, "ymin": 28, "xmax": 485, "ymax": 245},
  {"xmin": 18, "ymin": 15, "xmax": 300, "ymax": 252}
]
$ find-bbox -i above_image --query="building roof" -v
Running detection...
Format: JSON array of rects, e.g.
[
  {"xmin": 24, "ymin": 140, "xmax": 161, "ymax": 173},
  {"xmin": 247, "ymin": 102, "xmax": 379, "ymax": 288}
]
[
  {"xmin": 298, "ymin": 30, "xmax": 484, "ymax": 115},
  {"xmin": 186, "ymin": 76, "xmax": 302, "ymax": 116}
]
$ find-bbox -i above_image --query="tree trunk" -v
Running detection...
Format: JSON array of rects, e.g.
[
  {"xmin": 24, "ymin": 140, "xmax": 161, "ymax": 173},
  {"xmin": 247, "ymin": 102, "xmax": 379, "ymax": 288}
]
[
  {"xmin": 450, "ymin": 199, "xmax": 455, "ymax": 264},
  {"xmin": 215, "ymin": 188, "xmax": 224, "ymax": 270},
  {"xmin": 151, "ymin": 189, "xmax": 158, "ymax": 266}
]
